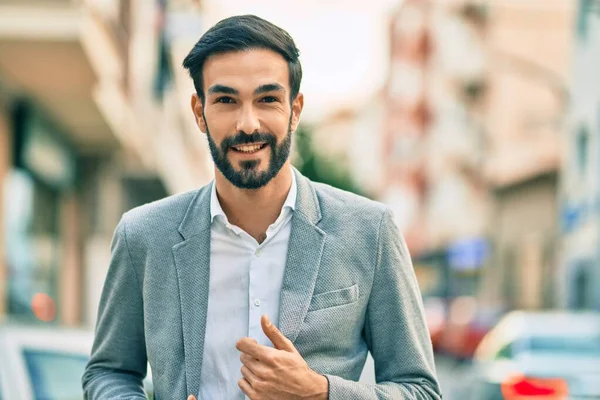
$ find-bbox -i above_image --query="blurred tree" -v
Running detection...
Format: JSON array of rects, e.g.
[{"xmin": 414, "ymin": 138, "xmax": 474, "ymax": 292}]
[{"xmin": 292, "ymin": 125, "xmax": 366, "ymax": 197}]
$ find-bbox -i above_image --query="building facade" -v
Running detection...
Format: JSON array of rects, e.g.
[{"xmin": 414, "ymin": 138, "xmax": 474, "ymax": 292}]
[
  {"xmin": 0, "ymin": 0, "xmax": 212, "ymax": 327},
  {"xmin": 480, "ymin": 0, "xmax": 575, "ymax": 310},
  {"xmin": 380, "ymin": 0, "xmax": 576, "ymax": 312},
  {"xmin": 381, "ymin": 0, "xmax": 490, "ymax": 301},
  {"xmin": 560, "ymin": 0, "xmax": 600, "ymax": 311},
  {"xmin": 381, "ymin": 0, "xmax": 430, "ymax": 254}
]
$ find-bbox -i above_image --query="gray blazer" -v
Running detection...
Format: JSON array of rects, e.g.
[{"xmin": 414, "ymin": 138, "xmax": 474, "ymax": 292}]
[{"xmin": 83, "ymin": 169, "xmax": 442, "ymax": 399}]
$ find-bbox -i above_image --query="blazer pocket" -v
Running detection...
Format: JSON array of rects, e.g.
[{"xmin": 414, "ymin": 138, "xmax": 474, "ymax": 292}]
[{"xmin": 308, "ymin": 284, "xmax": 359, "ymax": 312}]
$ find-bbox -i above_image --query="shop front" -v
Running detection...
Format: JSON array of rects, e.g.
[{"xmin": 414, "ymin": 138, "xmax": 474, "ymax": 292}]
[{"xmin": 3, "ymin": 102, "xmax": 79, "ymax": 324}]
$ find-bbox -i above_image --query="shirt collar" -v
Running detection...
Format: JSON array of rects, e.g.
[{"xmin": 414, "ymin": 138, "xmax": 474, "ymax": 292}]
[{"xmin": 210, "ymin": 168, "xmax": 297, "ymax": 223}]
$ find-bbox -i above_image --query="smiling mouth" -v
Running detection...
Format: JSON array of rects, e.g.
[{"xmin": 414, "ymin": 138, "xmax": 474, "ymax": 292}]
[{"xmin": 231, "ymin": 143, "xmax": 268, "ymax": 154}]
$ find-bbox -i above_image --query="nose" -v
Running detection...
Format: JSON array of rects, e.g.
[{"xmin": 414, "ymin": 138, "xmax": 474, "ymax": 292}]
[{"xmin": 235, "ymin": 105, "xmax": 260, "ymax": 135}]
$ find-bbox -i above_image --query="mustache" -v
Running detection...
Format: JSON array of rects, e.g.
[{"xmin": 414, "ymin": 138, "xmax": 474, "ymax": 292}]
[{"xmin": 221, "ymin": 132, "xmax": 277, "ymax": 149}]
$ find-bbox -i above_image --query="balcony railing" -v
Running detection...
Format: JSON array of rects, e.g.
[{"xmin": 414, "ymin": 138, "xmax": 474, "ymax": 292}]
[
  {"xmin": 0, "ymin": 0, "xmax": 78, "ymax": 4},
  {"xmin": 86, "ymin": 0, "xmax": 131, "ymax": 94}
]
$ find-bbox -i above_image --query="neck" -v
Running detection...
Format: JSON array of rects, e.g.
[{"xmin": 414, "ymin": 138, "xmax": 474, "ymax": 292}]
[{"xmin": 214, "ymin": 163, "xmax": 293, "ymax": 240}]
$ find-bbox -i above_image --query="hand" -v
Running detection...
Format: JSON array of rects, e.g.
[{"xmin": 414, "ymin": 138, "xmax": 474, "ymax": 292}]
[
  {"xmin": 236, "ymin": 315, "xmax": 328, "ymax": 400},
  {"xmin": 187, "ymin": 396, "xmax": 196, "ymax": 400}
]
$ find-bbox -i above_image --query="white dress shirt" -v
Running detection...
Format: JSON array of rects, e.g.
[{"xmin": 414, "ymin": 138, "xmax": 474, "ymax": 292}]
[{"xmin": 197, "ymin": 171, "xmax": 297, "ymax": 400}]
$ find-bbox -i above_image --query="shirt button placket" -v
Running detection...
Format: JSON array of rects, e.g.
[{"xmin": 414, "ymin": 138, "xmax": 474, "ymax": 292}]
[{"xmin": 248, "ymin": 247, "xmax": 261, "ymax": 341}]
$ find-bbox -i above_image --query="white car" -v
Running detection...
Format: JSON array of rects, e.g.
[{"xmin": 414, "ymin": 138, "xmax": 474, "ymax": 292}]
[
  {"xmin": 0, "ymin": 323, "xmax": 153, "ymax": 400},
  {"xmin": 470, "ymin": 311, "xmax": 600, "ymax": 400}
]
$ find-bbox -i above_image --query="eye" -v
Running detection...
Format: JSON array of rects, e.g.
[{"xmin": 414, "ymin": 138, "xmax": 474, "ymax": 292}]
[
  {"xmin": 260, "ymin": 96, "xmax": 279, "ymax": 103},
  {"xmin": 216, "ymin": 96, "xmax": 235, "ymax": 104}
]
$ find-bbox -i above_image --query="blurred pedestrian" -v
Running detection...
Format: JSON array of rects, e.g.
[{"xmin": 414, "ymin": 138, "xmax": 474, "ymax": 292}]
[{"xmin": 82, "ymin": 14, "xmax": 441, "ymax": 400}]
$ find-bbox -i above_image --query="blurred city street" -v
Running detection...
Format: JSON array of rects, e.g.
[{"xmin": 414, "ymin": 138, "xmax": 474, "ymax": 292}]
[
  {"xmin": 360, "ymin": 352, "xmax": 473, "ymax": 399},
  {"xmin": 1, "ymin": 0, "xmax": 600, "ymax": 398},
  {"xmin": 435, "ymin": 356, "xmax": 473, "ymax": 400}
]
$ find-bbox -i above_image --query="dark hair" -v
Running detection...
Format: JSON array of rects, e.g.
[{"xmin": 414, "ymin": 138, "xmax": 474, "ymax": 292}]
[{"xmin": 182, "ymin": 15, "xmax": 302, "ymax": 103}]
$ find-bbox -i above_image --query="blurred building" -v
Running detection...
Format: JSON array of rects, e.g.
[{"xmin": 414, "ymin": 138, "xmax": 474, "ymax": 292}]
[
  {"xmin": 479, "ymin": 1, "xmax": 575, "ymax": 311},
  {"xmin": 309, "ymin": 90, "xmax": 386, "ymax": 198},
  {"xmin": 348, "ymin": 91, "xmax": 386, "ymax": 197},
  {"xmin": 0, "ymin": 0, "xmax": 212, "ymax": 327},
  {"xmin": 378, "ymin": 0, "xmax": 576, "ymax": 312},
  {"xmin": 560, "ymin": 0, "xmax": 600, "ymax": 311},
  {"xmin": 421, "ymin": 1, "xmax": 490, "ymax": 301},
  {"xmin": 381, "ymin": 0, "xmax": 429, "ymax": 255},
  {"xmin": 381, "ymin": 0, "xmax": 490, "ymax": 301}
]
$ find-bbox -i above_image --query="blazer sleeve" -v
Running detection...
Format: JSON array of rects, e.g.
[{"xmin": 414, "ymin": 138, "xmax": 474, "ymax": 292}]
[
  {"xmin": 82, "ymin": 216, "xmax": 148, "ymax": 399},
  {"xmin": 324, "ymin": 208, "xmax": 442, "ymax": 399}
]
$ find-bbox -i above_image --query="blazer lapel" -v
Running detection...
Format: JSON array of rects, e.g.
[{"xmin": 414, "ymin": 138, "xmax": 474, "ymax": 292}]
[
  {"xmin": 279, "ymin": 169, "xmax": 326, "ymax": 343},
  {"xmin": 172, "ymin": 184, "xmax": 212, "ymax": 397}
]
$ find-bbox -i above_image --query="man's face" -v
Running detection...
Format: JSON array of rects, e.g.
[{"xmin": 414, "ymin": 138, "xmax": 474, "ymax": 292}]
[{"xmin": 191, "ymin": 48, "xmax": 303, "ymax": 189}]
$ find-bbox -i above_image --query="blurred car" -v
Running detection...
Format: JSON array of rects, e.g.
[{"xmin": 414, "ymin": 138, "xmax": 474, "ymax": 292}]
[
  {"xmin": 438, "ymin": 296, "xmax": 504, "ymax": 360},
  {"xmin": 423, "ymin": 296, "xmax": 447, "ymax": 352},
  {"xmin": 0, "ymin": 323, "xmax": 153, "ymax": 400},
  {"xmin": 470, "ymin": 311, "xmax": 600, "ymax": 400}
]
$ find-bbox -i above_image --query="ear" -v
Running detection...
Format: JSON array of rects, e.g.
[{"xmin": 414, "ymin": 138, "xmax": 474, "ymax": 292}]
[
  {"xmin": 290, "ymin": 92, "xmax": 304, "ymax": 132},
  {"xmin": 191, "ymin": 93, "xmax": 207, "ymax": 133}
]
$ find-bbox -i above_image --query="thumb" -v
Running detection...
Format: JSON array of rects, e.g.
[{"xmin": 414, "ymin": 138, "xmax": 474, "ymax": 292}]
[
  {"xmin": 187, "ymin": 396, "xmax": 197, "ymax": 400},
  {"xmin": 261, "ymin": 315, "xmax": 296, "ymax": 353}
]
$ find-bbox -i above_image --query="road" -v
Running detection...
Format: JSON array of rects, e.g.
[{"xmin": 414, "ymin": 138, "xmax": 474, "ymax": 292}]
[
  {"xmin": 359, "ymin": 353, "xmax": 474, "ymax": 399},
  {"xmin": 435, "ymin": 355, "xmax": 475, "ymax": 399}
]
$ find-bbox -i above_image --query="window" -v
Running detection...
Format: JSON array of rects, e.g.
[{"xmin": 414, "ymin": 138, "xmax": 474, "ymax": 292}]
[
  {"xmin": 5, "ymin": 169, "xmax": 60, "ymax": 321},
  {"xmin": 154, "ymin": 0, "xmax": 173, "ymax": 100},
  {"xmin": 576, "ymin": 126, "xmax": 589, "ymax": 175},
  {"xmin": 122, "ymin": 177, "xmax": 168, "ymax": 212},
  {"xmin": 528, "ymin": 335, "xmax": 600, "ymax": 355},
  {"xmin": 495, "ymin": 343, "xmax": 513, "ymax": 360},
  {"xmin": 502, "ymin": 248, "xmax": 519, "ymax": 309},
  {"xmin": 577, "ymin": 0, "xmax": 592, "ymax": 40},
  {"xmin": 23, "ymin": 349, "xmax": 89, "ymax": 400},
  {"xmin": 574, "ymin": 266, "xmax": 591, "ymax": 309}
]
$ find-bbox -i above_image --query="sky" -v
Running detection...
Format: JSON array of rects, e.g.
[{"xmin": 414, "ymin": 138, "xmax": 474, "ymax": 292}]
[{"xmin": 202, "ymin": 0, "xmax": 401, "ymax": 123}]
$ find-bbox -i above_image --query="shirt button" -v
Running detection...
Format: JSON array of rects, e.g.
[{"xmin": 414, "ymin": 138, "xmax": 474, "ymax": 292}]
[
  {"xmin": 254, "ymin": 299, "xmax": 261, "ymax": 307},
  {"xmin": 255, "ymin": 249, "xmax": 262, "ymax": 257}
]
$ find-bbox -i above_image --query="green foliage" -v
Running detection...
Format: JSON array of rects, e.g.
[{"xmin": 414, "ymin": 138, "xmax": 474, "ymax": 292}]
[{"xmin": 292, "ymin": 125, "xmax": 366, "ymax": 197}]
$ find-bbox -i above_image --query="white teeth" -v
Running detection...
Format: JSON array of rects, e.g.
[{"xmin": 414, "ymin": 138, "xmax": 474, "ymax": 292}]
[{"xmin": 234, "ymin": 144, "xmax": 264, "ymax": 153}]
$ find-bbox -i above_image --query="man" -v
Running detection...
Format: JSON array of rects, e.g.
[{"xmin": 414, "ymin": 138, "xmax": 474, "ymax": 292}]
[{"xmin": 82, "ymin": 14, "xmax": 441, "ymax": 400}]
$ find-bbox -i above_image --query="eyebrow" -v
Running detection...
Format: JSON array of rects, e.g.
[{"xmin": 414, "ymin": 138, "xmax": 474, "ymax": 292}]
[
  {"xmin": 207, "ymin": 83, "xmax": 286, "ymax": 96},
  {"xmin": 254, "ymin": 83, "xmax": 285, "ymax": 95},
  {"xmin": 208, "ymin": 84, "xmax": 238, "ymax": 96}
]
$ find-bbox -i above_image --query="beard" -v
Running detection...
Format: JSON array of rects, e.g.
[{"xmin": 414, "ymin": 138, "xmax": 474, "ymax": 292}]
[{"xmin": 205, "ymin": 116, "xmax": 293, "ymax": 190}]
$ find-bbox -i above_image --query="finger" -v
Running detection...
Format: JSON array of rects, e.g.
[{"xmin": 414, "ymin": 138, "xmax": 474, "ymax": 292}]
[
  {"xmin": 236, "ymin": 337, "xmax": 271, "ymax": 360},
  {"xmin": 240, "ymin": 353, "xmax": 260, "ymax": 370},
  {"xmin": 241, "ymin": 365, "xmax": 260, "ymax": 387},
  {"xmin": 238, "ymin": 378, "xmax": 257, "ymax": 398},
  {"xmin": 187, "ymin": 396, "xmax": 196, "ymax": 400},
  {"xmin": 241, "ymin": 353, "xmax": 272, "ymax": 379},
  {"xmin": 261, "ymin": 314, "xmax": 296, "ymax": 353}
]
